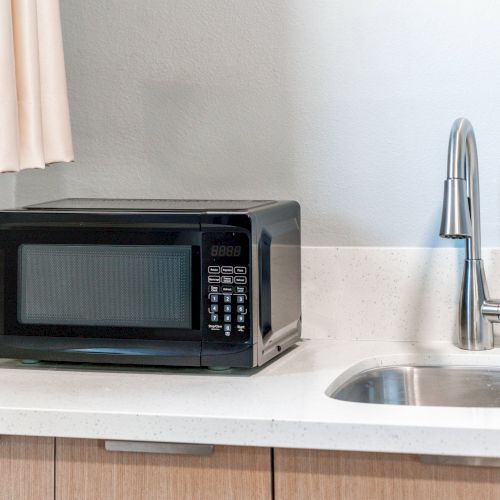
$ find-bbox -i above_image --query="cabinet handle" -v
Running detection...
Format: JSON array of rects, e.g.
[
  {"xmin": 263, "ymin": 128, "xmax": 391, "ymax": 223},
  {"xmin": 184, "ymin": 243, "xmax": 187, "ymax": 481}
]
[
  {"xmin": 104, "ymin": 440, "xmax": 214, "ymax": 456},
  {"xmin": 420, "ymin": 455, "xmax": 500, "ymax": 467}
]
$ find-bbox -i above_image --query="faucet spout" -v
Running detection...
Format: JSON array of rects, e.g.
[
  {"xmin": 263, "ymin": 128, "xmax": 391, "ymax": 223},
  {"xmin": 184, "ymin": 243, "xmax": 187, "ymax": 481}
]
[
  {"xmin": 440, "ymin": 118, "xmax": 497, "ymax": 350},
  {"xmin": 441, "ymin": 118, "xmax": 481, "ymax": 259}
]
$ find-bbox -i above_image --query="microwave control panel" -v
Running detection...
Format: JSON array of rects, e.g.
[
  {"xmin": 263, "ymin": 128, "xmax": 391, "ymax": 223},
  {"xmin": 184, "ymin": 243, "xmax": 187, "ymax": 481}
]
[{"xmin": 202, "ymin": 231, "xmax": 251, "ymax": 343}]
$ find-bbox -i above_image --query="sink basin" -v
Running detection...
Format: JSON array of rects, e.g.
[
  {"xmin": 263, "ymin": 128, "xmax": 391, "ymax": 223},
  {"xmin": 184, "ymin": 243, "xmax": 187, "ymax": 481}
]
[{"xmin": 327, "ymin": 365, "xmax": 500, "ymax": 407}]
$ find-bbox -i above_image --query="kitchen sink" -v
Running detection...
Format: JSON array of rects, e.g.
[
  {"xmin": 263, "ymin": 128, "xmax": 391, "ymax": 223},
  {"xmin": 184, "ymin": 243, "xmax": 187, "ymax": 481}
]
[{"xmin": 327, "ymin": 365, "xmax": 500, "ymax": 407}]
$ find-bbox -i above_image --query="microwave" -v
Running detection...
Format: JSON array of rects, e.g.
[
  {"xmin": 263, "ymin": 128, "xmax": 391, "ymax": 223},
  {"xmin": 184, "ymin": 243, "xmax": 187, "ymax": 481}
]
[{"xmin": 0, "ymin": 199, "xmax": 301, "ymax": 368}]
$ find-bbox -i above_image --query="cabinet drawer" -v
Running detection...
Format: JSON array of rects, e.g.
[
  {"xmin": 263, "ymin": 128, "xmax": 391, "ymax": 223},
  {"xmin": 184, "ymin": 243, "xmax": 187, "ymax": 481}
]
[
  {"xmin": 0, "ymin": 435, "xmax": 53, "ymax": 500},
  {"xmin": 274, "ymin": 449, "xmax": 500, "ymax": 500},
  {"xmin": 56, "ymin": 438, "xmax": 272, "ymax": 500}
]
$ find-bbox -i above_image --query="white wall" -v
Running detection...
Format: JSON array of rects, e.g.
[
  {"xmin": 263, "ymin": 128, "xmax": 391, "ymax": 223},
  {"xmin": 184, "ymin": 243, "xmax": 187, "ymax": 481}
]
[{"xmin": 14, "ymin": 0, "xmax": 500, "ymax": 247}]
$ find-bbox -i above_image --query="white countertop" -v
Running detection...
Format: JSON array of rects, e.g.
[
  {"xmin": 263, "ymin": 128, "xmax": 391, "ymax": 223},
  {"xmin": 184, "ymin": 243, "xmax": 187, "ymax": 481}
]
[{"xmin": 0, "ymin": 338, "xmax": 500, "ymax": 457}]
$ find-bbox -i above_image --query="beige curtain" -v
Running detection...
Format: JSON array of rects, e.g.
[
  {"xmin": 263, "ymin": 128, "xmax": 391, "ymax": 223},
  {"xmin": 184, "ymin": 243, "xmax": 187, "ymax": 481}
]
[{"xmin": 0, "ymin": 0, "xmax": 73, "ymax": 173}]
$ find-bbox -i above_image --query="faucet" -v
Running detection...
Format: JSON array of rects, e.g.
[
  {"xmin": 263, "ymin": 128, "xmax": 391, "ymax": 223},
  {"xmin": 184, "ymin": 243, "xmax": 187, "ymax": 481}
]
[{"xmin": 440, "ymin": 117, "xmax": 500, "ymax": 350}]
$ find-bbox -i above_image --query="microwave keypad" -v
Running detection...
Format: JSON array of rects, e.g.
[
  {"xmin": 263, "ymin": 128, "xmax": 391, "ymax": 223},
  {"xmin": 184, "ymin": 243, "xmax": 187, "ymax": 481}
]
[
  {"xmin": 202, "ymin": 231, "xmax": 250, "ymax": 343},
  {"xmin": 207, "ymin": 290, "xmax": 248, "ymax": 338},
  {"xmin": 206, "ymin": 265, "xmax": 249, "ymax": 340}
]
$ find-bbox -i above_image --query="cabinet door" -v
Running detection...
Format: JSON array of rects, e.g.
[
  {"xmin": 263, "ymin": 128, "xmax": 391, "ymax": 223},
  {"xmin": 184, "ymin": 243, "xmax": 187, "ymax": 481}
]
[
  {"xmin": 56, "ymin": 438, "xmax": 272, "ymax": 500},
  {"xmin": 0, "ymin": 435, "xmax": 54, "ymax": 500},
  {"xmin": 274, "ymin": 449, "xmax": 500, "ymax": 500}
]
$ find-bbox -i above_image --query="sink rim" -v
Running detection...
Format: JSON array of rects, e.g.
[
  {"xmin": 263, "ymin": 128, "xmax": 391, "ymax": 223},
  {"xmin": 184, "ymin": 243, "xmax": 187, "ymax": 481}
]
[{"xmin": 325, "ymin": 353, "xmax": 500, "ymax": 408}]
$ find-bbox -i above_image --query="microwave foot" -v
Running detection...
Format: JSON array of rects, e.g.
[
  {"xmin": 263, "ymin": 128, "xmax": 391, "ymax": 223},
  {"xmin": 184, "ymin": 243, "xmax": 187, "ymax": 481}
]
[
  {"xmin": 207, "ymin": 366, "xmax": 231, "ymax": 371},
  {"xmin": 20, "ymin": 359, "xmax": 41, "ymax": 365}
]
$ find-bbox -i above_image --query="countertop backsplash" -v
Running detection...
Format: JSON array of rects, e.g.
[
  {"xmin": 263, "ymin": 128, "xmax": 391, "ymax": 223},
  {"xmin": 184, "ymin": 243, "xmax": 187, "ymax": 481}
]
[{"xmin": 302, "ymin": 246, "xmax": 500, "ymax": 343}]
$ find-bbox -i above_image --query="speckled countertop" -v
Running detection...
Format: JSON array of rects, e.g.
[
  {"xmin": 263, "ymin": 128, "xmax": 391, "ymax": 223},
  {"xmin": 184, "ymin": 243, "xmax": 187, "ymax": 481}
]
[{"xmin": 0, "ymin": 338, "xmax": 500, "ymax": 457}]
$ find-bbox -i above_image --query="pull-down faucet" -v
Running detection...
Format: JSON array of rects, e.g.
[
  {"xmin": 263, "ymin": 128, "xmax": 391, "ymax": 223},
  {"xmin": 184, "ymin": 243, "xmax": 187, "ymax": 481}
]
[{"xmin": 440, "ymin": 118, "xmax": 500, "ymax": 350}]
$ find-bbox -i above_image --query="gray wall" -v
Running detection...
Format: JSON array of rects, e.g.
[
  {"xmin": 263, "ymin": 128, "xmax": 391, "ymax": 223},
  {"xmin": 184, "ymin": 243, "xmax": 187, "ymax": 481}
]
[
  {"xmin": 0, "ymin": 176, "xmax": 15, "ymax": 209},
  {"xmin": 14, "ymin": 0, "xmax": 500, "ymax": 247}
]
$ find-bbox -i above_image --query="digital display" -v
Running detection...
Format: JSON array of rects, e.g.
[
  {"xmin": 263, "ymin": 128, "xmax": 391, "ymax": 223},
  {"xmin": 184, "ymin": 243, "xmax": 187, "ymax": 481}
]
[{"xmin": 210, "ymin": 245, "xmax": 241, "ymax": 257}]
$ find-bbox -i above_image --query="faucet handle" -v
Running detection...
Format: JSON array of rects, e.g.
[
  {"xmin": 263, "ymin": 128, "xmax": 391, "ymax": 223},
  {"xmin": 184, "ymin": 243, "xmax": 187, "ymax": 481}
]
[{"xmin": 482, "ymin": 300, "xmax": 500, "ymax": 323}]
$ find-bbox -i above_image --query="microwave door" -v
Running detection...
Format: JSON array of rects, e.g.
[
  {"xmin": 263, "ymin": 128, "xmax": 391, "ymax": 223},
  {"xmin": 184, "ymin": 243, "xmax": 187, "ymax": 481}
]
[{"xmin": 0, "ymin": 227, "xmax": 203, "ymax": 366}]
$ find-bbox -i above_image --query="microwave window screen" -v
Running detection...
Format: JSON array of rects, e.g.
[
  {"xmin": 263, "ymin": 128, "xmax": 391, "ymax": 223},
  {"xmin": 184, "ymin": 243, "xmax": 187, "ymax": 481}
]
[{"xmin": 18, "ymin": 245, "xmax": 192, "ymax": 329}]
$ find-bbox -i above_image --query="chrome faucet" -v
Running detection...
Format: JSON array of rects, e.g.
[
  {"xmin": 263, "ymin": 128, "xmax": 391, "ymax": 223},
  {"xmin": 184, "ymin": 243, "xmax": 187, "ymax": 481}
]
[{"xmin": 440, "ymin": 118, "xmax": 500, "ymax": 350}]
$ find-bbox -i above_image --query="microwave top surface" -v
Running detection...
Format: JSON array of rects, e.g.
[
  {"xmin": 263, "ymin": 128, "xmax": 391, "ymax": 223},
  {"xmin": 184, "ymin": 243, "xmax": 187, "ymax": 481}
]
[{"xmin": 20, "ymin": 198, "xmax": 277, "ymax": 213}]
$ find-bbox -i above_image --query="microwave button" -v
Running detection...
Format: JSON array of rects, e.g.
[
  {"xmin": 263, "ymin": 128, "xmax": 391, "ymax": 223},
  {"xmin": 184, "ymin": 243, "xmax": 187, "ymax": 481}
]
[
  {"xmin": 224, "ymin": 314, "xmax": 231, "ymax": 323},
  {"xmin": 236, "ymin": 305, "xmax": 245, "ymax": 314},
  {"xmin": 210, "ymin": 294, "xmax": 219, "ymax": 303},
  {"xmin": 221, "ymin": 266, "xmax": 233, "ymax": 274},
  {"xmin": 221, "ymin": 276, "xmax": 233, "ymax": 284},
  {"xmin": 235, "ymin": 286, "xmax": 247, "ymax": 294},
  {"xmin": 223, "ymin": 324, "xmax": 231, "ymax": 332},
  {"xmin": 210, "ymin": 314, "xmax": 219, "ymax": 322},
  {"xmin": 236, "ymin": 295, "xmax": 245, "ymax": 304},
  {"xmin": 237, "ymin": 314, "xmax": 245, "ymax": 323},
  {"xmin": 221, "ymin": 285, "xmax": 233, "ymax": 293},
  {"xmin": 209, "ymin": 285, "xmax": 220, "ymax": 293},
  {"xmin": 234, "ymin": 267, "xmax": 246, "ymax": 275},
  {"xmin": 223, "ymin": 304, "xmax": 231, "ymax": 313},
  {"xmin": 208, "ymin": 266, "xmax": 220, "ymax": 274},
  {"xmin": 210, "ymin": 304, "xmax": 219, "ymax": 313},
  {"xmin": 234, "ymin": 276, "xmax": 247, "ymax": 285},
  {"xmin": 223, "ymin": 295, "xmax": 232, "ymax": 304},
  {"xmin": 208, "ymin": 276, "xmax": 221, "ymax": 284}
]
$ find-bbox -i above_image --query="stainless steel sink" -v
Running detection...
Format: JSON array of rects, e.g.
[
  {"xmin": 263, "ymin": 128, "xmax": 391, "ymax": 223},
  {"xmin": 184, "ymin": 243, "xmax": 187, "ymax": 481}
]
[{"xmin": 327, "ymin": 365, "xmax": 500, "ymax": 407}]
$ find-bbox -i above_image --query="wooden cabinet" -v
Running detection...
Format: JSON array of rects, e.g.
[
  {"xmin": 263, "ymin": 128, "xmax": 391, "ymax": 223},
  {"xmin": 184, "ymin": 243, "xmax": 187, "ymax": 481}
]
[
  {"xmin": 4, "ymin": 436, "xmax": 500, "ymax": 499},
  {"xmin": 274, "ymin": 449, "xmax": 500, "ymax": 500},
  {"xmin": 55, "ymin": 438, "xmax": 272, "ymax": 500},
  {"xmin": 0, "ymin": 436, "xmax": 54, "ymax": 500}
]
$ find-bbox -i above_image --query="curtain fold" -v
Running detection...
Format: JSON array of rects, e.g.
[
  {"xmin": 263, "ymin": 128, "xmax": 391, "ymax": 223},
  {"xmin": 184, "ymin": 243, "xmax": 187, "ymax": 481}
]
[{"xmin": 0, "ymin": 0, "xmax": 73, "ymax": 173}]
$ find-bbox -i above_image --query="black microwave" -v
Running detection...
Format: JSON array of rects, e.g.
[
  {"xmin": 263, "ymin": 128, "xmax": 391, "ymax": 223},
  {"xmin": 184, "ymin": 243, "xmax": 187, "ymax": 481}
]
[{"xmin": 0, "ymin": 199, "xmax": 301, "ymax": 368}]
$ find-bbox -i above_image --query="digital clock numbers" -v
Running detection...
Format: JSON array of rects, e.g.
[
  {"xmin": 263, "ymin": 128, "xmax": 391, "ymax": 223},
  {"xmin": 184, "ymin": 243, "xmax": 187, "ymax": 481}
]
[{"xmin": 210, "ymin": 245, "xmax": 241, "ymax": 257}]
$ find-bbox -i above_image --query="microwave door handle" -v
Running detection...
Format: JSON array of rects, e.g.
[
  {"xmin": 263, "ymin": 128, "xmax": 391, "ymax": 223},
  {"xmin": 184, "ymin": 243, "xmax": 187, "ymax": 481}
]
[{"xmin": 258, "ymin": 230, "xmax": 272, "ymax": 337}]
